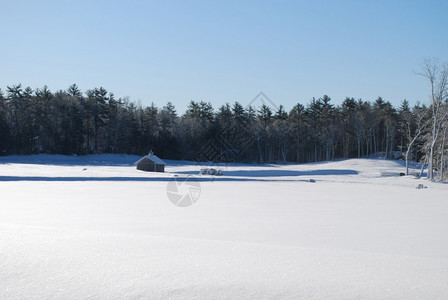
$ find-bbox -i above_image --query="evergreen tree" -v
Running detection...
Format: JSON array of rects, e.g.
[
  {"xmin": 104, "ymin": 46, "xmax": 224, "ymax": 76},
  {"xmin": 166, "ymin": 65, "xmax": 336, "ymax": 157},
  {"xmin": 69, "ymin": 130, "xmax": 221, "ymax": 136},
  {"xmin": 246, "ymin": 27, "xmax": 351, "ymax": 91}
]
[
  {"xmin": 289, "ymin": 103, "xmax": 306, "ymax": 162},
  {"xmin": 0, "ymin": 89, "xmax": 10, "ymax": 154}
]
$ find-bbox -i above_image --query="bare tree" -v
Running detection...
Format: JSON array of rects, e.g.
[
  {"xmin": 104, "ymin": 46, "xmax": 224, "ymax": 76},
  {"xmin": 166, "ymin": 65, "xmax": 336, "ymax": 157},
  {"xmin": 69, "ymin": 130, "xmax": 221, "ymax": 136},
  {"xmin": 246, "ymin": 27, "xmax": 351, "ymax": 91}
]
[
  {"xmin": 418, "ymin": 58, "xmax": 448, "ymax": 180},
  {"xmin": 404, "ymin": 105, "xmax": 430, "ymax": 175},
  {"xmin": 434, "ymin": 104, "xmax": 448, "ymax": 180},
  {"xmin": 440, "ymin": 119, "xmax": 448, "ymax": 181}
]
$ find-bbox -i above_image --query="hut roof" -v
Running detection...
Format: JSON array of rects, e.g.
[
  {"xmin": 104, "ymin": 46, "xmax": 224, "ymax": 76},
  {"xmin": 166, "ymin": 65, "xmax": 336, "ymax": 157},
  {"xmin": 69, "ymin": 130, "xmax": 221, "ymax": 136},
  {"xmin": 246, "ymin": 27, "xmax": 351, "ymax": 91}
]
[{"xmin": 135, "ymin": 154, "xmax": 166, "ymax": 165}]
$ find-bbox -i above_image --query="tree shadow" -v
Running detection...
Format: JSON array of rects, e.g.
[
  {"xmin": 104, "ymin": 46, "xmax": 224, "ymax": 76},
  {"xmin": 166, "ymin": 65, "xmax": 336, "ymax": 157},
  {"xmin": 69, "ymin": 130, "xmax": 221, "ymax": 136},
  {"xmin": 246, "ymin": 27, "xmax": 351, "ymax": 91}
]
[
  {"xmin": 0, "ymin": 154, "xmax": 140, "ymax": 166},
  {"xmin": 0, "ymin": 175, "xmax": 322, "ymax": 182},
  {"xmin": 176, "ymin": 169, "xmax": 358, "ymax": 177}
]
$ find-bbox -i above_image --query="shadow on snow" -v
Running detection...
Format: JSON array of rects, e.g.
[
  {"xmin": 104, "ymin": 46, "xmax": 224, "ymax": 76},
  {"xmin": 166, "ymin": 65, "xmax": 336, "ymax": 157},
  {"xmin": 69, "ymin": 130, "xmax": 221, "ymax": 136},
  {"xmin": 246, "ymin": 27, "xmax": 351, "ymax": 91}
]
[
  {"xmin": 175, "ymin": 169, "xmax": 358, "ymax": 177},
  {"xmin": 0, "ymin": 176, "xmax": 308, "ymax": 182},
  {"xmin": 0, "ymin": 168, "xmax": 357, "ymax": 182}
]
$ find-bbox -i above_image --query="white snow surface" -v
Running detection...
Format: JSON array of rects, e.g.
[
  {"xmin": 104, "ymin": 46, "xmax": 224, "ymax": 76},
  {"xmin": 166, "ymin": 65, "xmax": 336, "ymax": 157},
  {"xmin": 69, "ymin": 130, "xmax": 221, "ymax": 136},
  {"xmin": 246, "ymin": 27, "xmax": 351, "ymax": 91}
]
[{"xmin": 0, "ymin": 155, "xmax": 447, "ymax": 299}]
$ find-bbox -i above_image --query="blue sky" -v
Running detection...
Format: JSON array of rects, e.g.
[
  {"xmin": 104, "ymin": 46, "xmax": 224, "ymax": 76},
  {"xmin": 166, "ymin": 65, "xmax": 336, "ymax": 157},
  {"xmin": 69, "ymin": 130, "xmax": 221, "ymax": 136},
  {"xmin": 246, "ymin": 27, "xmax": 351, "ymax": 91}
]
[{"xmin": 1, "ymin": 0, "xmax": 447, "ymax": 113}]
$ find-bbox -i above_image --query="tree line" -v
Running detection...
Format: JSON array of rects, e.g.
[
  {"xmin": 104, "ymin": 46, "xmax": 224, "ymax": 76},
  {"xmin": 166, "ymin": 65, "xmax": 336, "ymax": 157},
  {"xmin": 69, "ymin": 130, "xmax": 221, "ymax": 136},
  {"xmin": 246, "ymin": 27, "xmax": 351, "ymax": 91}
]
[{"xmin": 0, "ymin": 61, "xmax": 447, "ymax": 180}]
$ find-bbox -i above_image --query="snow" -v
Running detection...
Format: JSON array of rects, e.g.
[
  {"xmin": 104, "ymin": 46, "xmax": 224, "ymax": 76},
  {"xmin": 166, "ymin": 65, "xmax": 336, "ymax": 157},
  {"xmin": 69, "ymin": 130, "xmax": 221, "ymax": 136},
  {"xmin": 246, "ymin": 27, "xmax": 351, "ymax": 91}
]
[{"xmin": 1, "ymin": 155, "xmax": 447, "ymax": 299}]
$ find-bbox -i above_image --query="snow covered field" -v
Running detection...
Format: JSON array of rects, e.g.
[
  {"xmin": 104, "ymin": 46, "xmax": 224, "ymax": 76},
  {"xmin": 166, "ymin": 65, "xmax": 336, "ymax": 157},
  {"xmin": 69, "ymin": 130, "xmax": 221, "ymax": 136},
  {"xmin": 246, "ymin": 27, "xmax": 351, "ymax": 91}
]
[{"xmin": 1, "ymin": 155, "xmax": 447, "ymax": 299}]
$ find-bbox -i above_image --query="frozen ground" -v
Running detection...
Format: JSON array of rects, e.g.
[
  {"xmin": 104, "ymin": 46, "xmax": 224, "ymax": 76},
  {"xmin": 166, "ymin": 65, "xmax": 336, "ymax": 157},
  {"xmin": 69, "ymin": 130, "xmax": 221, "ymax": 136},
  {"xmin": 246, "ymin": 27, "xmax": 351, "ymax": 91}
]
[{"xmin": 0, "ymin": 155, "xmax": 447, "ymax": 299}]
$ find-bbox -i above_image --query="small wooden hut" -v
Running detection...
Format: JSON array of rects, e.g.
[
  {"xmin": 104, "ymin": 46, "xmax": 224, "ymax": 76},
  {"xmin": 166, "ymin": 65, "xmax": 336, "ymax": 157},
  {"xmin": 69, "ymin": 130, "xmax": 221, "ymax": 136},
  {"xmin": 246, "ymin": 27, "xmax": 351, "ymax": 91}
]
[{"xmin": 135, "ymin": 153, "xmax": 165, "ymax": 172}]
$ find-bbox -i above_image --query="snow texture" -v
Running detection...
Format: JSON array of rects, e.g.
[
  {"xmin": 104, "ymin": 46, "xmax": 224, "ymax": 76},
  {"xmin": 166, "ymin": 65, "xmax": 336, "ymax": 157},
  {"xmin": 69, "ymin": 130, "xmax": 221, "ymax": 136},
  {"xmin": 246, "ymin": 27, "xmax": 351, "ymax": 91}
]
[{"xmin": 0, "ymin": 155, "xmax": 447, "ymax": 299}]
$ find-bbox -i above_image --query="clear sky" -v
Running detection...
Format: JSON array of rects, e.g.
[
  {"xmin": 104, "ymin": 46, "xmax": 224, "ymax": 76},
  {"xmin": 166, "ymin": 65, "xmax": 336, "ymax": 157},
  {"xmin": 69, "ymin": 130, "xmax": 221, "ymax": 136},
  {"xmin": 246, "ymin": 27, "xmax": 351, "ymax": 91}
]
[{"xmin": 1, "ymin": 0, "xmax": 447, "ymax": 113}]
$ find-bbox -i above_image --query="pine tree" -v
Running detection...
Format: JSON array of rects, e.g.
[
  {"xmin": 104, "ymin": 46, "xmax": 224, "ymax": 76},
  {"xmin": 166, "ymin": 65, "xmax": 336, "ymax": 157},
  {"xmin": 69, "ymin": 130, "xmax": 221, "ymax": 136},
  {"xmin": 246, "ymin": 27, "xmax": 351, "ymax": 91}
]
[
  {"xmin": 289, "ymin": 103, "xmax": 306, "ymax": 162},
  {"xmin": 0, "ymin": 88, "xmax": 10, "ymax": 154}
]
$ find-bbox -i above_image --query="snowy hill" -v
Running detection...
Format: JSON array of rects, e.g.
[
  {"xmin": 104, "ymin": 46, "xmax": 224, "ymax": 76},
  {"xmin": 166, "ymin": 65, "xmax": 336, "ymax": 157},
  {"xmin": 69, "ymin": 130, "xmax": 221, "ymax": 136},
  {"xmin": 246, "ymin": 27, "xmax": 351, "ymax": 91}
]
[{"xmin": 0, "ymin": 155, "xmax": 447, "ymax": 299}]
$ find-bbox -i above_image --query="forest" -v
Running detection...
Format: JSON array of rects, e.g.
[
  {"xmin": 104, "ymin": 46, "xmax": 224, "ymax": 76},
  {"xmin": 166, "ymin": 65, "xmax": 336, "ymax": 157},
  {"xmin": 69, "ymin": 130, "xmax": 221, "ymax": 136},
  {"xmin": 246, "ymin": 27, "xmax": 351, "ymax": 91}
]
[{"xmin": 1, "ymin": 62, "xmax": 447, "ymax": 181}]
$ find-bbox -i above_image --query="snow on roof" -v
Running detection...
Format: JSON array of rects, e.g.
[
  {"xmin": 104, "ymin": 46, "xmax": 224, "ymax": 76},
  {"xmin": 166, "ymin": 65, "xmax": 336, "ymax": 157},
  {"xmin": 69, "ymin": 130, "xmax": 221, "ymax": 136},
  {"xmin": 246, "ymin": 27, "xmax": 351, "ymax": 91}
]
[{"xmin": 136, "ymin": 154, "xmax": 165, "ymax": 165}]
